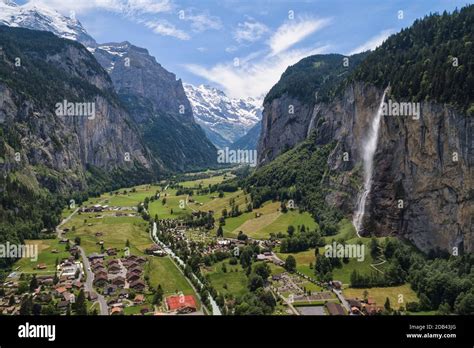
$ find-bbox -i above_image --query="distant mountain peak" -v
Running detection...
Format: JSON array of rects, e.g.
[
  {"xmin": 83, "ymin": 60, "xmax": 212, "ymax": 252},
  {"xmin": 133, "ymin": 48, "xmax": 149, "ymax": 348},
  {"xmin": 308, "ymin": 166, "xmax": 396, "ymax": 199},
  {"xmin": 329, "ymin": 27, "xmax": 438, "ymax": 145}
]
[
  {"xmin": 0, "ymin": 0, "xmax": 97, "ymax": 47},
  {"xmin": 184, "ymin": 83, "xmax": 262, "ymax": 147}
]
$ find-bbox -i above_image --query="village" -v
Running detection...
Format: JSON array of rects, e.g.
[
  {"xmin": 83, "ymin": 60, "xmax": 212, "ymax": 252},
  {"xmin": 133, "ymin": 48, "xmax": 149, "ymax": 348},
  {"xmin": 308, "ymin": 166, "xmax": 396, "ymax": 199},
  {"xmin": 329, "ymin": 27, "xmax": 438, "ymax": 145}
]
[{"xmin": 0, "ymin": 179, "xmax": 390, "ymax": 317}]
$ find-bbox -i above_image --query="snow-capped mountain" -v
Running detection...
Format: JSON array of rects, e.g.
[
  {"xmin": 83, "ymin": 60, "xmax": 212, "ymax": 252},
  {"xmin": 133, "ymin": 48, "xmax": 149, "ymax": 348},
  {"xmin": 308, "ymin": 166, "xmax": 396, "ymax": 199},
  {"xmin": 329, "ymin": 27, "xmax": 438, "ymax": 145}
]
[
  {"xmin": 184, "ymin": 83, "xmax": 263, "ymax": 148},
  {"xmin": 0, "ymin": 0, "xmax": 96, "ymax": 47}
]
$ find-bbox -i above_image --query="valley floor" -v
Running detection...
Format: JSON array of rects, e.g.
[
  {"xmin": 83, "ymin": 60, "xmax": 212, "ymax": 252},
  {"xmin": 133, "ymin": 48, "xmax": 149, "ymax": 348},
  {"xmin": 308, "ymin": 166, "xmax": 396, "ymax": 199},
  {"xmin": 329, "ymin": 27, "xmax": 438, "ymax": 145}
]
[{"xmin": 3, "ymin": 169, "xmax": 424, "ymax": 316}]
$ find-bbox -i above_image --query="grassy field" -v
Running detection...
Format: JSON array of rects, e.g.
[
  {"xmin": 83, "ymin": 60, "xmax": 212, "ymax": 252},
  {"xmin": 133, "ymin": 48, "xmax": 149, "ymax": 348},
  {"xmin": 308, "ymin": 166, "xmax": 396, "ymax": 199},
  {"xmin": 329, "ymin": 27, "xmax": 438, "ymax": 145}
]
[
  {"xmin": 79, "ymin": 184, "xmax": 162, "ymax": 208},
  {"xmin": 14, "ymin": 239, "xmax": 70, "ymax": 274},
  {"xmin": 276, "ymin": 249, "xmax": 316, "ymax": 278},
  {"xmin": 146, "ymin": 257, "xmax": 198, "ymax": 300},
  {"xmin": 343, "ymin": 284, "xmax": 419, "ymax": 309},
  {"xmin": 203, "ymin": 260, "xmax": 249, "ymax": 297},
  {"xmin": 62, "ymin": 214, "xmax": 152, "ymax": 256},
  {"xmin": 180, "ymin": 174, "xmax": 233, "ymax": 188}
]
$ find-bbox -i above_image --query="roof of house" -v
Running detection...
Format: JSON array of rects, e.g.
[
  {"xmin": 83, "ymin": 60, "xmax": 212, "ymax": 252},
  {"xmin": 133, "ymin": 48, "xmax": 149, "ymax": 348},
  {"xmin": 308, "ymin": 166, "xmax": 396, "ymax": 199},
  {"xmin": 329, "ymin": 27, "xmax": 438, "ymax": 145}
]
[
  {"xmin": 166, "ymin": 295, "xmax": 197, "ymax": 311},
  {"xmin": 129, "ymin": 280, "xmax": 145, "ymax": 289},
  {"xmin": 55, "ymin": 287, "xmax": 67, "ymax": 294},
  {"xmin": 325, "ymin": 302, "xmax": 346, "ymax": 315},
  {"xmin": 111, "ymin": 307, "xmax": 123, "ymax": 315},
  {"xmin": 134, "ymin": 294, "xmax": 145, "ymax": 302}
]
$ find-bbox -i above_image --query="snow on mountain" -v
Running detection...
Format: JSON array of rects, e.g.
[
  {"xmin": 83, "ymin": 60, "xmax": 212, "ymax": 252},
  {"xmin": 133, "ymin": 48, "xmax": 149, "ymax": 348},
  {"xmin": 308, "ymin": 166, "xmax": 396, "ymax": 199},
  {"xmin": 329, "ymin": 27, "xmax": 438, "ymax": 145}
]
[
  {"xmin": 184, "ymin": 83, "xmax": 262, "ymax": 147},
  {"xmin": 0, "ymin": 0, "xmax": 96, "ymax": 47}
]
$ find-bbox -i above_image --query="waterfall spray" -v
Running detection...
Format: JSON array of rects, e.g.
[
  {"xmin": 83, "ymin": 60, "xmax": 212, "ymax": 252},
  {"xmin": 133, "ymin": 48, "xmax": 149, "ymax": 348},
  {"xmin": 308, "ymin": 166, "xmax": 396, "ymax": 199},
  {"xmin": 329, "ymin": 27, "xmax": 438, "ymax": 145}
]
[{"xmin": 352, "ymin": 87, "xmax": 389, "ymax": 236}]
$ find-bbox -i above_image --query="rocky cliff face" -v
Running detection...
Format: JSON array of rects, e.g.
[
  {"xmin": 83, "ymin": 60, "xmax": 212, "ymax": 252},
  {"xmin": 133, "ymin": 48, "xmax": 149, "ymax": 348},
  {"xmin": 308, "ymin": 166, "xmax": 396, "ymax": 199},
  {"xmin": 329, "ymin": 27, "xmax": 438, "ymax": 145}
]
[
  {"xmin": 258, "ymin": 96, "xmax": 314, "ymax": 164},
  {"xmin": 273, "ymin": 82, "xmax": 472, "ymax": 253},
  {"xmin": 93, "ymin": 42, "xmax": 217, "ymax": 171},
  {"xmin": 0, "ymin": 27, "xmax": 153, "ymax": 193},
  {"xmin": 256, "ymin": 6, "xmax": 473, "ymax": 253}
]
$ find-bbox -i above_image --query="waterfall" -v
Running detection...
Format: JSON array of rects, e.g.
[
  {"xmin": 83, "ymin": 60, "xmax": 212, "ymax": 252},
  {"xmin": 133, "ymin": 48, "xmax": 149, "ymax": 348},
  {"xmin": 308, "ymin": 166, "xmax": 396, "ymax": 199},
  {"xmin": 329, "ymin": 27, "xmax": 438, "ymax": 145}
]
[{"xmin": 352, "ymin": 88, "xmax": 388, "ymax": 236}]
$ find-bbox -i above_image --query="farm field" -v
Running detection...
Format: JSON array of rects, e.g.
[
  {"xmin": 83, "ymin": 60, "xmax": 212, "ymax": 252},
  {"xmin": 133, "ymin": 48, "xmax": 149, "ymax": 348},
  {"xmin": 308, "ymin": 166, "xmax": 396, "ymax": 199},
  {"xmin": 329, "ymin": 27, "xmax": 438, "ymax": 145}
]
[
  {"xmin": 146, "ymin": 257, "xmax": 198, "ymax": 301},
  {"xmin": 180, "ymin": 174, "xmax": 233, "ymax": 188},
  {"xmin": 343, "ymin": 284, "xmax": 419, "ymax": 309},
  {"xmin": 276, "ymin": 249, "xmax": 316, "ymax": 278},
  {"xmin": 202, "ymin": 260, "xmax": 248, "ymax": 297},
  {"xmin": 62, "ymin": 213, "xmax": 152, "ymax": 256},
  {"xmin": 14, "ymin": 239, "xmax": 70, "ymax": 274}
]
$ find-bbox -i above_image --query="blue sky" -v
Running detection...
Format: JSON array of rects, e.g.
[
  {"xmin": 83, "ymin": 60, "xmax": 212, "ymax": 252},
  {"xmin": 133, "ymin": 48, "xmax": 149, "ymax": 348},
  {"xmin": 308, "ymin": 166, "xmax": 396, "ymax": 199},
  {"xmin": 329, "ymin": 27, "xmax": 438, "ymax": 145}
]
[{"xmin": 22, "ymin": 0, "xmax": 472, "ymax": 98}]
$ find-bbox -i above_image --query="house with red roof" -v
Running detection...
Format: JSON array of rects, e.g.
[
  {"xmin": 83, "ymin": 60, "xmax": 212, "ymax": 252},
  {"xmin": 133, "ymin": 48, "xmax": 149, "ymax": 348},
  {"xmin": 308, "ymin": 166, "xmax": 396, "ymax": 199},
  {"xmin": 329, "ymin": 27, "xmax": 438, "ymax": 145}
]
[{"xmin": 165, "ymin": 295, "xmax": 197, "ymax": 314}]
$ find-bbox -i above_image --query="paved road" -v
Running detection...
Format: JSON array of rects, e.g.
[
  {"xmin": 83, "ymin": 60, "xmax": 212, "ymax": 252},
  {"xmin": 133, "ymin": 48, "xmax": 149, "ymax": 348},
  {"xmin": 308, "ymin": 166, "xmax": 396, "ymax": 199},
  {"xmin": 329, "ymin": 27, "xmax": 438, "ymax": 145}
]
[
  {"xmin": 55, "ymin": 205, "xmax": 108, "ymax": 315},
  {"xmin": 56, "ymin": 208, "xmax": 79, "ymax": 237},
  {"xmin": 79, "ymin": 246, "xmax": 108, "ymax": 315},
  {"xmin": 333, "ymin": 289, "xmax": 351, "ymax": 312}
]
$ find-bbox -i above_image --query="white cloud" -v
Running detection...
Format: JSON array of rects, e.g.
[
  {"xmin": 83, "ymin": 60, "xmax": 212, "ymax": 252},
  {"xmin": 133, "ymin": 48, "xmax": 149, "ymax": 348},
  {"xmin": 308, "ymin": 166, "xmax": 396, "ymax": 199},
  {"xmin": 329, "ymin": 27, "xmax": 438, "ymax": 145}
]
[
  {"xmin": 268, "ymin": 17, "xmax": 331, "ymax": 56},
  {"xmin": 28, "ymin": 0, "xmax": 173, "ymax": 15},
  {"xmin": 185, "ymin": 45, "xmax": 331, "ymax": 99},
  {"xmin": 233, "ymin": 20, "xmax": 269, "ymax": 43},
  {"xmin": 180, "ymin": 11, "xmax": 222, "ymax": 32},
  {"xmin": 145, "ymin": 20, "xmax": 190, "ymax": 40},
  {"xmin": 225, "ymin": 46, "xmax": 238, "ymax": 53},
  {"xmin": 348, "ymin": 29, "xmax": 395, "ymax": 54}
]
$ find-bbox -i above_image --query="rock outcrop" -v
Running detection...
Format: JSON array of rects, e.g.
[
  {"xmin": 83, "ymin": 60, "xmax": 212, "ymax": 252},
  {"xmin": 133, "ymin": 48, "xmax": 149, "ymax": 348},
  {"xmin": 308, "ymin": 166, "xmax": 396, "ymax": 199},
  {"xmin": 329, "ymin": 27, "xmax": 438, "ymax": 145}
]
[
  {"xmin": 0, "ymin": 27, "xmax": 153, "ymax": 193},
  {"xmin": 93, "ymin": 42, "xmax": 217, "ymax": 171}
]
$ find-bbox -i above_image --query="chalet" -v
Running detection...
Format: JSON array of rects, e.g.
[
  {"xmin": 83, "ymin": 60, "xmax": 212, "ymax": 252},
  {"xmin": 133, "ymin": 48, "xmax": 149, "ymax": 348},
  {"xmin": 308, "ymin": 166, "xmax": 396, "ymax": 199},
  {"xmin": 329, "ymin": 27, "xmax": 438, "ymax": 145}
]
[
  {"xmin": 129, "ymin": 280, "xmax": 145, "ymax": 292},
  {"xmin": 363, "ymin": 304, "xmax": 383, "ymax": 315},
  {"xmin": 63, "ymin": 292, "xmax": 75, "ymax": 303},
  {"xmin": 325, "ymin": 302, "xmax": 346, "ymax": 316},
  {"xmin": 111, "ymin": 277, "xmax": 125, "ymax": 287},
  {"xmin": 88, "ymin": 253, "xmax": 106, "ymax": 260},
  {"xmin": 107, "ymin": 259, "xmax": 120, "ymax": 266},
  {"xmin": 110, "ymin": 307, "xmax": 123, "ymax": 315},
  {"xmin": 35, "ymin": 293, "xmax": 52, "ymax": 303},
  {"xmin": 94, "ymin": 270, "xmax": 107, "ymax": 279},
  {"xmin": 134, "ymin": 294, "xmax": 145, "ymax": 304},
  {"xmin": 54, "ymin": 287, "xmax": 67, "ymax": 296},
  {"xmin": 126, "ymin": 274, "xmax": 140, "ymax": 283},
  {"xmin": 93, "ymin": 275, "xmax": 108, "ymax": 287},
  {"xmin": 166, "ymin": 295, "xmax": 197, "ymax": 314},
  {"xmin": 37, "ymin": 275, "xmax": 54, "ymax": 285},
  {"xmin": 126, "ymin": 255, "xmax": 138, "ymax": 262},
  {"xmin": 108, "ymin": 264, "xmax": 121, "ymax": 274},
  {"xmin": 92, "ymin": 263, "xmax": 105, "ymax": 272},
  {"xmin": 106, "ymin": 248, "xmax": 117, "ymax": 256},
  {"xmin": 347, "ymin": 299, "xmax": 362, "ymax": 309},
  {"xmin": 136, "ymin": 257, "xmax": 147, "ymax": 264},
  {"xmin": 73, "ymin": 280, "xmax": 83, "ymax": 289},
  {"xmin": 58, "ymin": 301, "xmax": 69, "ymax": 312},
  {"xmin": 118, "ymin": 289, "xmax": 128, "ymax": 299},
  {"xmin": 127, "ymin": 267, "xmax": 142, "ymax": 275},
  {"xmin": 104, "ymin": 284, "xmax": 117, "ymax": 295},
  {"xmin": 330, "ymin": 280, "xmax": 343, "ymax": 290}
]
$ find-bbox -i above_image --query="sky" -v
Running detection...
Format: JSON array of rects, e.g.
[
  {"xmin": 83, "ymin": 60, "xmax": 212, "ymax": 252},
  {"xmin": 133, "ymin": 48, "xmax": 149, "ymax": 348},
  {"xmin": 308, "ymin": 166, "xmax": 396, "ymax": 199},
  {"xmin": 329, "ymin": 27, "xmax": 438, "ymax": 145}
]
[{"xmin": 19, "ymin": 0, "xmax": 472, "ymax": 99}]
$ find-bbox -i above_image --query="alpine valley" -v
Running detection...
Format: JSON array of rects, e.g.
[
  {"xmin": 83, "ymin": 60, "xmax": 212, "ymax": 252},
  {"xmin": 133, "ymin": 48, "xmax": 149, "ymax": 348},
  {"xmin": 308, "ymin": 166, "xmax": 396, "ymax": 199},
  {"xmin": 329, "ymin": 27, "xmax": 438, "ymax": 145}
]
[{"xmin": 0, "ymin": 0, "xmax": 472, "ymax": 320}]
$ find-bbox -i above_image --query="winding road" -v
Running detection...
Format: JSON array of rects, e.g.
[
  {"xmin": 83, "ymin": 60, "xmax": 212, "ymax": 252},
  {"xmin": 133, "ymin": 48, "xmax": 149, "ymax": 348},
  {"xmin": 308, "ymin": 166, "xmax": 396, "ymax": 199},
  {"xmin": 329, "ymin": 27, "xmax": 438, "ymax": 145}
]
[{"xmin": 56, "ymin": 206, "xmax": 108, "ymax": 315}]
